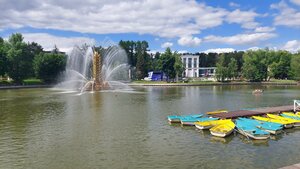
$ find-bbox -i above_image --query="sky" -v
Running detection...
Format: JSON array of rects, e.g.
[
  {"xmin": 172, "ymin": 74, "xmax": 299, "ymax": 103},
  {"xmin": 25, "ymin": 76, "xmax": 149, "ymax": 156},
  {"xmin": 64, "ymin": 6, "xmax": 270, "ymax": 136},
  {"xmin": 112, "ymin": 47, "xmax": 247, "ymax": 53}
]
[{"xmin": 0, "ymin": 0, "xmax": 300, "ymax": 53}]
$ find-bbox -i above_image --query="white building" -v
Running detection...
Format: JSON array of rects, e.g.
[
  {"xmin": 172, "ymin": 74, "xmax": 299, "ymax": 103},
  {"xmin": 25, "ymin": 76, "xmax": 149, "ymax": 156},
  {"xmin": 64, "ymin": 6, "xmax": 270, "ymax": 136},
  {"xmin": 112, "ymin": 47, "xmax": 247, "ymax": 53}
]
[
  {"xmin": 181, "ymin": 55, "xmax": 199, "ymax": 77},
  {"xmin": 199, "ymin": 67, "xmax": 216, "ymax": 77},
  {"xmin": 181, "ymin": 54, "xmax": 216, "ymax": 78}
]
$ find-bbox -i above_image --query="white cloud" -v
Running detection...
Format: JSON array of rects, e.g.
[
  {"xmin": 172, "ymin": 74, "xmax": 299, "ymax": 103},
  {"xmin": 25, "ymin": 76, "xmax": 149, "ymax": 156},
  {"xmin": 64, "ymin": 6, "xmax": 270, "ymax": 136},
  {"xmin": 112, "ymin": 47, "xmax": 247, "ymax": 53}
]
[
  {"xmin": 229, "ymin": 2, "xmax": 240, "ymax": 7},
  {"xmin": 226, "ymin": 9, "xmax": 260, "ymax": 29},
  {"xmin": 161, "ymin": 42, "xmax": 173, "ymax": 48},
  {"xmin": 247, "ymin": 46, "xmax": 261, "ymax": 51},
  {"xmin": 282, "ymin": 40, "xmax": 300, "ymax": 53},
  {"xmin": 177, "ymin": 36, "xmax": 201, "ymax": 47},
  {"xmin": 177, "ymin": 50, "xmax": 188, "ymax": 54},
  {"xmin": 271, "ymin": 1, "xmax": 300, "ymax": 27},
  {"xmin": 290, "ymin": 0, "xmax": 300, "ymax": 6},
  {"xmin": 202, "ymin": 48, "xmax": 235, "ymax": 54},
  {"xmin": 0, "ymin": 0, "xmax": 229, "ymax": 38},
  {"xmin": 22, "ymin": 33, "xmax": 96, "ymax": 52},
  {"xmin": 254, "ymin": 26, "xmax": 275, "ymax": 33},
  {"xmin": 204, "ymin": 32, "xmax": 276, "ymax": 45}
]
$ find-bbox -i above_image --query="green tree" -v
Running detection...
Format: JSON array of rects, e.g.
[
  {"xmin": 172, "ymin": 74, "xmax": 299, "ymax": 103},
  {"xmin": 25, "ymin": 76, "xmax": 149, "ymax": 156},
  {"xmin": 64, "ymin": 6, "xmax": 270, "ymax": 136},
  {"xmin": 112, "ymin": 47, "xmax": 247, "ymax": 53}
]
[
  {"xmin": 268, "ymin": 51, "xmax": 291, "ymax": 79},
  {"xmin": 216, "ymin": 54, "xmax": 228, "ymax": 82},
  {"xmin": 227, "ymin": 58, "xmax": 238, "ymax": 80},
  {"xmin": 6, "ymin": 33, "xmax": 35, "ymax": 84},
  {"xmin": 173, "ymin": 52, "xmax": 184, "ymax": 82},
  {"xmin": 119, "ymin": 40, "xmax": 136, "ymax": 66},
  {"xmin": 135, "ymin": 41, "xmax": 149, "ymax": 79},
  {"xmin": 135, "ymin": 47, "xmax": 144, "ymax": 79},
  {"xmin": 0, "ymin": 37, "xmax": 8, "ymax": 76},
  {"xmin": 291, "ymin": 53, "xmax": 300, "ymax": 80},
  {"xmin": 242, "ymin": 50, "xmax": 268, "ymax": 82},
  {"xmin": 159, "ymin": 47, "xmax": 176, "ymax": 80},
  {"xmin": 33, "ymin": 52, "xmax": 66, "ymax": 83}
]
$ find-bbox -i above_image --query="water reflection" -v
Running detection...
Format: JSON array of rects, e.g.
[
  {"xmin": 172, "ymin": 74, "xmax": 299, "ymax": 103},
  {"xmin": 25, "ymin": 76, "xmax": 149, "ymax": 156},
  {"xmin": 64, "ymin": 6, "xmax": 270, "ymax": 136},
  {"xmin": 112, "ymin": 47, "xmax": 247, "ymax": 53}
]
[
  {"xmin": 1, "ymin": 86, "xmax": 300, "ymax": 169},
  {"xmin": 210, "ymin": 134, "xmax": 234, "ymax": 144},
  {"xmin": 237, "ymin": 134, "xmax": 270, "ymax": 146}
]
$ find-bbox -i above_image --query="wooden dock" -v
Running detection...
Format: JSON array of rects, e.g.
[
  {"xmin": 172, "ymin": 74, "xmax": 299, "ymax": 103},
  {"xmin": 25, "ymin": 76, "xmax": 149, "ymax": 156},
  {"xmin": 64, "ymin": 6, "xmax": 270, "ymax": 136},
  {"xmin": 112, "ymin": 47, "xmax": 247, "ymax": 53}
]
[{"xmin": 211, "ymin": 105, "xmax": 294, "ymax": 119}]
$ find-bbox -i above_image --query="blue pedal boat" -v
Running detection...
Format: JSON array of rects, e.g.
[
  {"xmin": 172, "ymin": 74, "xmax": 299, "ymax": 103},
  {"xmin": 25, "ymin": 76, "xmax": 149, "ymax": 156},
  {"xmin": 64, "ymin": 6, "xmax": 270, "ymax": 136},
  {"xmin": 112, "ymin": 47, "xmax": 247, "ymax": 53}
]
[
  {"xmin": 181, "ymin": 116, "xmax": 218, "ymax": 126},
  {"xmin": 235, "ymin": 119, "xmax": 270, "ymax": 140},
  {"xmin": 168, "ymin": 114, "xmax": 203, "ymax": 123},
  {"xmin": 239, "ymin": 118, "xmax": 283, "ymax": 135}
]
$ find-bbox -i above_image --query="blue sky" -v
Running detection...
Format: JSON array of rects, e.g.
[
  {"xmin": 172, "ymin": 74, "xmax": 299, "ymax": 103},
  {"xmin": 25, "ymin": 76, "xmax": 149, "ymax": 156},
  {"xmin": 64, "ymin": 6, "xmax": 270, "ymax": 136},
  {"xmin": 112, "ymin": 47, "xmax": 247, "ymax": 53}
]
[{"xmin": 0, "ymin": 0, "xmax": 299, "ymax": 53}]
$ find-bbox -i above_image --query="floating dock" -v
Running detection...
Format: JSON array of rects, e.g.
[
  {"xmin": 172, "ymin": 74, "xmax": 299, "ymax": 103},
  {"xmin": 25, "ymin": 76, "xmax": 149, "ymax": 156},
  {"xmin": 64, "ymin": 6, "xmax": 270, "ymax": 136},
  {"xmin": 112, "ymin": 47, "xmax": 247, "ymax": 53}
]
[{"xmin": 211, "ymin": 105, "xmax": 294, "ymax": 119}]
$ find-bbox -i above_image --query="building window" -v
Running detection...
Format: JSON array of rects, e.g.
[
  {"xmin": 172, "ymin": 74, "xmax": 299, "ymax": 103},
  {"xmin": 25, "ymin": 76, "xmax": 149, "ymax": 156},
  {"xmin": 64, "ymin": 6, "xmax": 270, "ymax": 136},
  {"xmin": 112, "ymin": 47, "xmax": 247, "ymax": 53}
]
[
  {"xmin": 188, "ymin": 58, "xmax": 192, "ymax": 68},
  {"xmin": 183, "ymin": 58, "xmax": 186, "ymax": 68},
  {"xmin": 194, "ymin": 58, "xmax": 197, "ymax": 68}
]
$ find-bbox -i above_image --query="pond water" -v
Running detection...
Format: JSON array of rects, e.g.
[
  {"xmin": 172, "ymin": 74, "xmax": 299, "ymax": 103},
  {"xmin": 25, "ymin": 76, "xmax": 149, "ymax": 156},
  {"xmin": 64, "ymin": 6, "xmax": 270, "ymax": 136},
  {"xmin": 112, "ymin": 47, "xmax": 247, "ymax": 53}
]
[{"xmin": 0, "ymin": 85, "xmax": 300, "ymax": 169}]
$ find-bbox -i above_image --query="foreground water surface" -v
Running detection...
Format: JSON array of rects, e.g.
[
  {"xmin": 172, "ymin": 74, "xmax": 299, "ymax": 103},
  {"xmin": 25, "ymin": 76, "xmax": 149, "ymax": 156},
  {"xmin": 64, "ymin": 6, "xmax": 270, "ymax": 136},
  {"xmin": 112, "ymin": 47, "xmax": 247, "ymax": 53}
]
[{"xmin": 0, "ymin": 85, "xmax": 300, "ymax": 169}]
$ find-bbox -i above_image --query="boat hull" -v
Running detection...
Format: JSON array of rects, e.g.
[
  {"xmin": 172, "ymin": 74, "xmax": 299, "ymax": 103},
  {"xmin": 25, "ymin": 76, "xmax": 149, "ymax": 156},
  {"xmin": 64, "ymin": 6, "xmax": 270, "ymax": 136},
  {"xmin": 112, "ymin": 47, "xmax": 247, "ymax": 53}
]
[
  {"xmin": 263, "ymin": 129, "xmax": 282, "ymax": 135},
  {"xmin": 195, "ymin": 125, "xmax": 213, "ymax": 130},
  {"xmin": 237, "ymin": 129, "xmax": 269, "ymax": 140},
  {"xmin": 181, "ymin": 121, "xmax": 197, "ymax": 126},
  {"xmin": 284, "ymin": 124, "xmax": 294, "ymax": 128},
  {"xmin": 210, "ymin": 129, "xmax": 233, "ymax": 138},
  {"xmin": 168, "ymin": 118, "xmax": 181, "ymax": 123}
]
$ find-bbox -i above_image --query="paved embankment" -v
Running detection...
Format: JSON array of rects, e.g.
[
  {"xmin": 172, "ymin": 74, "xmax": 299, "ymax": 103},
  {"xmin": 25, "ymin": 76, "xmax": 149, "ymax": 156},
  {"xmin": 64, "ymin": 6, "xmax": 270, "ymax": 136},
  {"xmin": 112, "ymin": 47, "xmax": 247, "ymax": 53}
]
[{"xmin": 129, "ymin": 82, "xmax": 298, "ymax": 87}]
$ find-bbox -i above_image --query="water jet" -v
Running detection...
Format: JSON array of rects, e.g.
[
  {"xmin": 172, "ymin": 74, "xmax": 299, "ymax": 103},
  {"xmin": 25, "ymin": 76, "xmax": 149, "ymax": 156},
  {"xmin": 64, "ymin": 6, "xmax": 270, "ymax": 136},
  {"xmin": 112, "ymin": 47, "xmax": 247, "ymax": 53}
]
[{"xmin": 56, "ymin": 44, "xmax": 130, "ymax": 92}]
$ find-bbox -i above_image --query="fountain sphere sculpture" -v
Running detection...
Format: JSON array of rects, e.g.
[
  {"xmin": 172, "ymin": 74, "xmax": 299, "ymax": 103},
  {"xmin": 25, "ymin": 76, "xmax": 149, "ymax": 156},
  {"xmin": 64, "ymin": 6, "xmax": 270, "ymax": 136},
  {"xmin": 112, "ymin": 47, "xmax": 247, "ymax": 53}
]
[{"xmin": 56, "ymin": 44, "xmax": 130, "ymax": 92}]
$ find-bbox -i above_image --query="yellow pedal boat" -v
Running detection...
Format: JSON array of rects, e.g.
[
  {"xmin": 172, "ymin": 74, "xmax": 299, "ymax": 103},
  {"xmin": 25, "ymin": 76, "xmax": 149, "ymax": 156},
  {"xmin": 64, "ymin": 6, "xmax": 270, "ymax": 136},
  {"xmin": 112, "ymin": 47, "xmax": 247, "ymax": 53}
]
[
  {"xmin": 206, "ymin": 110, "xmax": 228, "ymax": 115},
  {"xmin": 209, "ymin": 121, "xmax": 235, "ymax": 138},
  {"xmin": 282, "ymin": 112, "xmax": 300, "ymax": 118},
  {"xmin": 195, "ymin": 119, "xmax": 231, "ymax": 130},
  {"xmin": 267, "ymin": 114, "xmax": 300, "ymax": 127},
  {"xmin": 252, "ymin": 116, "xmax": 294, "ymax": 128}
]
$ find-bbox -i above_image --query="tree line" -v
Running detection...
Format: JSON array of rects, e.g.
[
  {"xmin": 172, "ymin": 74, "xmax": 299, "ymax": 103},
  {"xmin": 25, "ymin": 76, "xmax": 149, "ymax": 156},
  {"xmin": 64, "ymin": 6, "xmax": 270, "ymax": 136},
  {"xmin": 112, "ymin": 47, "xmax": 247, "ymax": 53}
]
[
  {"xmin": 0, "ymin": 33, "xmax": 299, "ymax": 84},
  {"xmin": 119, "ymin": 40, "xmax": 184, "ymax": 81},
  {"xmin": 215, "ymin": 49, "xmax": 300, "ymax": 82},
  {"xmin": 0, "ymin": 33, "xmax": 66, "ymax": 84},
  {"xmin": 119, "ymin": 40, "xmax": 300, "ymax": 82}
]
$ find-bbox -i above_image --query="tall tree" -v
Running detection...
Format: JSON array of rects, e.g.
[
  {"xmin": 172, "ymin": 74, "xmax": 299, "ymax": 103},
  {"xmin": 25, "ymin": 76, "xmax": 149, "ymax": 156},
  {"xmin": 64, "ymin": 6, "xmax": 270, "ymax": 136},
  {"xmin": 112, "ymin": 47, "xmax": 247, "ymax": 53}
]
[
  {"xmin": 135, "ymin": 41, "xmax": 145, "ymax": 79},
  {"xmin": 268, "ymin": 51, "xmax": 291, "ymax": 79},
  {"xmin": 0, "ymin": 37, "xmax": 8, "ymax": 76},
  {"xmin": 227, "ymin": 58, "xmax": 238, "ymax": 80},
  {"xmin": 159, "ymin": 47, "xmax": 176, "ymax": 80},
  {"xmin": 291, "ymin": 53, "xmax": 300, "ymax": 80},
  {"xmin": 242, "ymin": 50, "xmax": 268, "ymax": 82},
  {"xmin": 119, "ymin": 40, "xmax": 136, "ymax": 66},
  {"xmin": 6, "ymin": 33, "xmax": 34, "ymax": 84},
  {"xmin": 216, "ymin": 54, "xmax": 228, "ymax": 82},
  {"xmin": 173, "ymin": 52, "xmax": 184, "ymax": 82}
]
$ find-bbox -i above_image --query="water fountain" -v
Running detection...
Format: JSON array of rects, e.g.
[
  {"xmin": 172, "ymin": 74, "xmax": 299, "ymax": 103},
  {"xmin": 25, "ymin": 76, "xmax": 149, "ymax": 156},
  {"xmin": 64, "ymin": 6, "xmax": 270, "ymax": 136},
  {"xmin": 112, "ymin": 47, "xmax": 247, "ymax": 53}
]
[{"xmin": 56, "ymin": 44, "xmax": 130, "ymax": 92}]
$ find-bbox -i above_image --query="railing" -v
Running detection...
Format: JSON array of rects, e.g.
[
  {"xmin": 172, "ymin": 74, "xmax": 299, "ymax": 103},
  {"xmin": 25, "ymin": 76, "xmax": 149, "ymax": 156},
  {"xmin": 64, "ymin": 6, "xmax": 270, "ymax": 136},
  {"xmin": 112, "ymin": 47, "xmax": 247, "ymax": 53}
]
[{"xmin": 294, "ymin": 100, "xmax": 300, "ymax": 112}]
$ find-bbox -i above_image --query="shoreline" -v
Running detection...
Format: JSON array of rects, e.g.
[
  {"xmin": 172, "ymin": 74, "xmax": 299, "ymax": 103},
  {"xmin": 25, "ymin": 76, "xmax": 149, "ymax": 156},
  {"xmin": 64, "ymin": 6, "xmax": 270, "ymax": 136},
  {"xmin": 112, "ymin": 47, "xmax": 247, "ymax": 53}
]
[
  {"xmin": 1, "ymin": 82, "xmax": 298, "ymax": 90},
  {"xmin": 129, "ymin": 81, "xmax": 299, "ymax": 87},
  {"xmin": 0, "ymin": 85, "xmax": 54, "ymax": 90}
]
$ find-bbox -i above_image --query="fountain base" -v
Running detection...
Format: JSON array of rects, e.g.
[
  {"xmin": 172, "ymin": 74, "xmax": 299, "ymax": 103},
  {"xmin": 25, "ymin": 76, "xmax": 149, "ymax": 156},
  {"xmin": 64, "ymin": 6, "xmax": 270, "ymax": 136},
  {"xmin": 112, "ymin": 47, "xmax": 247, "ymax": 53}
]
[{"xmin": 82, "ymin": 81, "xmax": 110, "ymax": 91}]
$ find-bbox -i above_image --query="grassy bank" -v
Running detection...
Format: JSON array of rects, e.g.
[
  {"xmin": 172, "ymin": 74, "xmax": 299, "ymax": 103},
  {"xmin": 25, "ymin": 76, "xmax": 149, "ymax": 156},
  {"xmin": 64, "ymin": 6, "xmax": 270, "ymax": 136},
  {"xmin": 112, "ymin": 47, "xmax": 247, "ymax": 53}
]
[{"xmin": 0, "ymin": 78, "xmax": 44, "ymax": 86}]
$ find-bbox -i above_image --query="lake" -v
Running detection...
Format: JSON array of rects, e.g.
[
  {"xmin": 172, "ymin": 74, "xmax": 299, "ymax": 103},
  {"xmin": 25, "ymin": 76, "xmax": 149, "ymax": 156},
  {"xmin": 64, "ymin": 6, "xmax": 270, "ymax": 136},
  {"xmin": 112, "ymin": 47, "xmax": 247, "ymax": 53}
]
[{"xmin": 0, "ymin": 85, "xmax": 300, "ymax": 169}]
